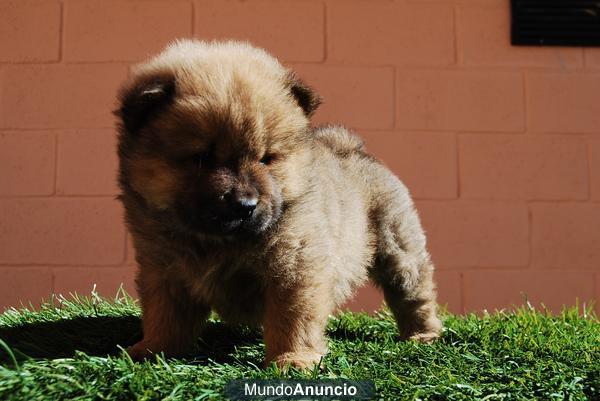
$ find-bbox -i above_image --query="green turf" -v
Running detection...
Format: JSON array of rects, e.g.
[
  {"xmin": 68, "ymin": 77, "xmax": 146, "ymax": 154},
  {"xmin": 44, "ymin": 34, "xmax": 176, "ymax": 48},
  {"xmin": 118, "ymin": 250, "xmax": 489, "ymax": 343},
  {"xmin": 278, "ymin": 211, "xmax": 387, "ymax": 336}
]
[{"xmin": 0, "ymin": 290, "xmax": 598, "ymax": 400}]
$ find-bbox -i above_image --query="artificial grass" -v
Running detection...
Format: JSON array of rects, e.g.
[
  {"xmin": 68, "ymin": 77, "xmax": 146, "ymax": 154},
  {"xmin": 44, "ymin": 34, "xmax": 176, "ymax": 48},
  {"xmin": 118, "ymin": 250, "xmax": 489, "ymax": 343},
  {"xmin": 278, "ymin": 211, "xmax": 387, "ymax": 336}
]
[{"xmin": 0, "ymin": 291, "xmax": 598, "ymax": 401}]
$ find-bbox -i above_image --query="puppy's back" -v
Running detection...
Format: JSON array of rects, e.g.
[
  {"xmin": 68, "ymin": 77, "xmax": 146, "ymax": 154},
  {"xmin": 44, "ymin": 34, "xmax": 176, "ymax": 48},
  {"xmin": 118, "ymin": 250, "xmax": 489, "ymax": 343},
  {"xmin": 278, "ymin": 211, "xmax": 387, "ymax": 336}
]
[{"xmin": 313, "ymin": 126, "xmax": 365, "ymax": 158}]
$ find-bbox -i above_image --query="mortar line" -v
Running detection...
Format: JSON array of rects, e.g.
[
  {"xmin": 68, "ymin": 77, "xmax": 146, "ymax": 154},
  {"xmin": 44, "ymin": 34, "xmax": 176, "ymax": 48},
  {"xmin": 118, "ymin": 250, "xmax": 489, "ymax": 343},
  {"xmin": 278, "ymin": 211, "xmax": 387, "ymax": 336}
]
[
  {"xmin": 455, "ymin": 132, "xmax": 461, "ymax": 199},
  {"xmin": 527, "ymin": 202, "xmax": 533, "ymax": 268},
  {"xmin": 453, "ymin": 4, "xmax": 459, "ymax": 66},
  {"xmin": 585, "ymin": 140, "xmax": 592, "ymax": 200},
  {"xmin": 52, "ymin": 132, "xmax": 58, "ymax": 195},
  {"xmin": 459, "ymin": 271, "xmax": 465, "ymax": 314},
  {"xmin": 51, "ymin": 267, "xmax": 56, "ymax": 297},
  {"xmin": 190, "ymin": 0, "xmax": 195, "ymax": 36},
  {"xmin": 521, "ymin": 71, "xmax": 528, "ymax": 133},
  {"xmin": 58, "ymin": 0, "xmax": 64, "ymax": 63},
  {"xmin": 322, "ymin": 0, "xmax": 328, "ymax": 63}
]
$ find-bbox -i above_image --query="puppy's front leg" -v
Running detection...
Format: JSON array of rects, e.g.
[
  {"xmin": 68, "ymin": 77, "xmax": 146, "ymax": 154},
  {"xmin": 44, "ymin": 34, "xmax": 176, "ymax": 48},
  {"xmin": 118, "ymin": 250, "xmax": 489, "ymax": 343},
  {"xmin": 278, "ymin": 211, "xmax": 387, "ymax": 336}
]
[
  {"xmin": 128, "ymin": 267, "xmax": 209, "ymax": 360},
  {"xmin": 263, "ymin": 283, "xmax": 331, "ymax": 370}
]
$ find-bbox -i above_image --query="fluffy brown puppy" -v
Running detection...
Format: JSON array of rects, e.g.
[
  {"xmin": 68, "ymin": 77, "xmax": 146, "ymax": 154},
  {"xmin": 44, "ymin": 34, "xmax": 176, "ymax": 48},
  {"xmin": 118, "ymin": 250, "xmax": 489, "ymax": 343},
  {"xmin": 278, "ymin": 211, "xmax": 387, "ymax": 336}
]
[{"xmin": 116, "ymin": 40, "xmax": 442, "ymax": 369}]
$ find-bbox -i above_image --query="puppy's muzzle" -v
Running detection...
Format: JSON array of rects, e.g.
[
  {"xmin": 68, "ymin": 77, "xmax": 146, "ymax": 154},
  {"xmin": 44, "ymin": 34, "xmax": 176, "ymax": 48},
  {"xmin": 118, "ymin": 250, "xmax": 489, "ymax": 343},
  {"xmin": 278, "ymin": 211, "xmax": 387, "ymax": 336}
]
[{"xmin": 224, "ymin": 192, "xmax": 258, "ymax": 220}]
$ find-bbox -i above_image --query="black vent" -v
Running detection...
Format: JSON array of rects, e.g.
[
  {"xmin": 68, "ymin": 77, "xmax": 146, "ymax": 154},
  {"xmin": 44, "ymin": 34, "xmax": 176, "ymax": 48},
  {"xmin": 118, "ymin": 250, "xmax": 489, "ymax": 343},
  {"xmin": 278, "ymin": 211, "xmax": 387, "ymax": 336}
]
[{"xmin": 511, "ymin": 0, "xmax": 600, "ymax": 46}]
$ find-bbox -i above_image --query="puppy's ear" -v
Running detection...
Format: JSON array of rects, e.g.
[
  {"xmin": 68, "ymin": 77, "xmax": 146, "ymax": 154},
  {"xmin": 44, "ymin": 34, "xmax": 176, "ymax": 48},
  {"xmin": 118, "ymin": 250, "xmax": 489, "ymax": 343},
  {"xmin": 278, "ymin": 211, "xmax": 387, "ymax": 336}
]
[
  {"xmin": 116, "ymin": 75, "xmax": 176, "ymax": 134},
  {"xmin": 287, "ymin": 73, "xmax": 321, "ymax": 117}
]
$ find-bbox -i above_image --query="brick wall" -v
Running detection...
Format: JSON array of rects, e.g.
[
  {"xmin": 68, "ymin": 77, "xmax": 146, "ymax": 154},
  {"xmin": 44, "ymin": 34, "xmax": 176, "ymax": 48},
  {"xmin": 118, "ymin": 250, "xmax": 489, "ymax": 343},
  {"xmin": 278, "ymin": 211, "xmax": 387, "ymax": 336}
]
[{"xmin": 1, "ymin": 0, "xmax": 598, "ymax": 314}]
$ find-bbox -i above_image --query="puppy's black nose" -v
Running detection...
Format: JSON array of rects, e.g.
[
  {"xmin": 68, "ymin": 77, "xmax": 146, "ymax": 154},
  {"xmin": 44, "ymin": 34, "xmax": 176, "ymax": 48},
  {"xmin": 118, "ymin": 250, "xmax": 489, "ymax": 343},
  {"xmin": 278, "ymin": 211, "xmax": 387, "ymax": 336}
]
[
  {"xmin": 224, "ymin": 193, "xmax": 258, "ymax": 219},
  {"xmin": 236, "ymin": 197, "xmax": 257, "ymax": 217}
]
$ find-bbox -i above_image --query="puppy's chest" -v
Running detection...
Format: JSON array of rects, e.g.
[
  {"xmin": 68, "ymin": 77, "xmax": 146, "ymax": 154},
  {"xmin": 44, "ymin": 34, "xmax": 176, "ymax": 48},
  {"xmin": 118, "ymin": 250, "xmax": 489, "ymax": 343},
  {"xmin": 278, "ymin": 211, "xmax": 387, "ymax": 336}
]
[{"xmin": 183, "ymin": 255, "xmax": 267, "ymax": 324}]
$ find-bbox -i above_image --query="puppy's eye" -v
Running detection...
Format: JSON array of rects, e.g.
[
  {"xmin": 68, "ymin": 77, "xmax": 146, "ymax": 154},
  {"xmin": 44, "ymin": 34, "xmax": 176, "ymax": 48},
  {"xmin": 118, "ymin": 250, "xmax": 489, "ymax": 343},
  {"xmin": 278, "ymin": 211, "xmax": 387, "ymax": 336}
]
[
  {"xmin": 260, "ymin": 154, "xmax": 276, "ymax": 165},
  {"xmin": 191, "ymin": 152, "xmax": 210, "ymax": 168}
]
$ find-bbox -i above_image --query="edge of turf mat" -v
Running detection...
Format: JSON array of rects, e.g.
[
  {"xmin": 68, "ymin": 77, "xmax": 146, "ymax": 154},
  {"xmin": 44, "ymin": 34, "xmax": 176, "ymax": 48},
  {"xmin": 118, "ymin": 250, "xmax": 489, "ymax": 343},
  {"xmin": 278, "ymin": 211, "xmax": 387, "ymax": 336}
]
[{"xmin": 0, "ymin": 290, "xmax": 598, "ymax": 400}]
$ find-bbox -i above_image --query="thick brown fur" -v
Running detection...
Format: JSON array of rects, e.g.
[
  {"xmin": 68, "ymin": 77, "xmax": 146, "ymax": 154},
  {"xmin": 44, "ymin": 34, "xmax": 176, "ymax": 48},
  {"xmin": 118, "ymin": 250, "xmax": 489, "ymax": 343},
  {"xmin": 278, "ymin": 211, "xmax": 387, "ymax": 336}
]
[{"xmin": 116, "ymin": 40, "xmax": 442, "ymax": 369}]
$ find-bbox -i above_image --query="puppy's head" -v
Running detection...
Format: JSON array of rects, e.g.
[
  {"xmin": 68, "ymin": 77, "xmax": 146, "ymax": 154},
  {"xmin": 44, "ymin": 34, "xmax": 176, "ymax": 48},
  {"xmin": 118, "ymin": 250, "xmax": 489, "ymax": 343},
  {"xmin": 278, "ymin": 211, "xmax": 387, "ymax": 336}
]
[{"xmin": 116, "ymin": 40, "xmax": 320, "ymax": 238}]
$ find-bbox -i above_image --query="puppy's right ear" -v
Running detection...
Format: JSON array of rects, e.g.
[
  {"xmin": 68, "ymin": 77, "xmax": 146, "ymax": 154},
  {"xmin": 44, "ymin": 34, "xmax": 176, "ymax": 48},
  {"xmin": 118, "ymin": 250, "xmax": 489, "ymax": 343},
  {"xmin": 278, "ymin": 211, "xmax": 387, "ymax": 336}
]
[
  {"xmin": 286, "ymin": 72, "xmax": 321, "ymax": 117},
  {"xmin": 116, "ymin": 75, "xmax": 176, "ymax": 134}
]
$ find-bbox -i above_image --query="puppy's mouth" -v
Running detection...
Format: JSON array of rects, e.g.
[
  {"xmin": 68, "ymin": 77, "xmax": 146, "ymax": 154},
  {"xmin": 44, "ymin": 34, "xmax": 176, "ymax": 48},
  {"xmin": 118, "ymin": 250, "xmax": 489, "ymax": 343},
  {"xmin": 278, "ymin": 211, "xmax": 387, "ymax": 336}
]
[
  {"xmin": 183, "ymin": 206, "xmax": 274, "ymax": 237},
  {"xmin": 225, "ymin": 208, "xmax": 276, "ymax": 234},
  {"xmin": 219, "ymin": 215, "xmax": 267, "ymax": 233}
]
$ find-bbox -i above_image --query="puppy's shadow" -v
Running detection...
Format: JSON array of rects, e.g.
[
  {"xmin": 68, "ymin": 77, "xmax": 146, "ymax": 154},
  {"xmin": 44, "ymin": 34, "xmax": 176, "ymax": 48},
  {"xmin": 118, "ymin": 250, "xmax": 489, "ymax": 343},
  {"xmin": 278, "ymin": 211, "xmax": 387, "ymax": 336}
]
[
  {"xmin": 0, "ymin": 315, "xmax": 262, "ymax": 364},
  {"xmin": 0, "ymin": 315, "xmax": 142, "ymax": 362}
]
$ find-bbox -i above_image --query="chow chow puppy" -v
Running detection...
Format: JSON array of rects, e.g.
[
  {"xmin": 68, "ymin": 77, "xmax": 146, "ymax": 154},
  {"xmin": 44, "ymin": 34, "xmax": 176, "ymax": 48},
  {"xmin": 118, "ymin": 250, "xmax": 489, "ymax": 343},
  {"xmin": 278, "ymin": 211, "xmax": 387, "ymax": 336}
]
[{"xmin": 116, "ymin": 39, "xmax": 441, "ymax": 369}]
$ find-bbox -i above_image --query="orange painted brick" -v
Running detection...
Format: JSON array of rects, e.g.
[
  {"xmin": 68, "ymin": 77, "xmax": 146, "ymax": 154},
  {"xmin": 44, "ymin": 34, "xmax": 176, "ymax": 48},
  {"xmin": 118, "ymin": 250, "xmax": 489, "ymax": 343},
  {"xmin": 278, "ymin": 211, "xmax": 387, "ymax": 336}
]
[
  {"xmin": 0, "ymin": 267, "xmax": 53, "ymax": 310},
  {"xmin": 126, "ymin": 234, "xmax": 137, "ymax": 265},
  {"xmin": 527, "ymin": 73, "xmax": 600, "ymax": 134},
  {"xmin": 0, "ymin": 1, "xmax": 61, "ymax": 62},
  {"xmin": 396, "ymin": 70, "xmax": 524, "ymax": 132},
  {"xmin": 435, "ymin": 271, "xmax": 462, "ymax": 314},
  {"xmin": 463, "ymin": 270, "xmax": 595, "ymax": 313},
  {"xmin": 0, "ymin": 132, "xmax": 55, "ymax": 196},
  {"xmin": 362, "ymin": 131, "xmax": 457, "ymax": 199},
  {"xmin": 0, "ymin": 199, "xmax": 125, "ymax": 265},
  {"xmin": 591, "ymin": 140, "xmax": 600, "ymax": 201},
  {"xmin": 341, "ymin": 283, "xmax": 384, "ymax": 313},
  {"xmin": 56, "ymin": 130, "xmax": 119, "ymax": 195},
  {"xmin": 328, "ymin": 2, "xmax": 454, "ymax": 66},
  {"xmin": 53, "ymin": 266, "xmax": 136, "ymax": 299},
  {"xmin": 194, "ymin": 0, "xmax": 324, "ymax": 62},
  {"xmin": 0, "ymin": 64, "xmax": 128, "ymax": 129},
  {"xmin": 585, "ymin": 49, "xmax": 600, "ymax": 69},
  {"xmin": 457, "ymin": 5, "xmax": 582, "ymax": 67},
  {"xmin": 531, "ymin": 203, "xmax": 600, "ymax": 269},
  {"xmin": 292, "ymin": 65, "xmax": 394, "ymax": 129},
  {"xmin": 460, "ymin": 135, "xmax": 588, "ymax": 200},
  {"xmin": 406, "ymin": 0, "xmax": 504, "ymax": 2},
  {"xmin": 417, "ymin": 201, "xmax": 529, "ymax": 268},
  {"xmin": 64, "ymin": 0, "xmax": 191, "ymax": 62},
  {"xmin": 341, "ymin": 271, "xmax": 461, "ymax": 314}
]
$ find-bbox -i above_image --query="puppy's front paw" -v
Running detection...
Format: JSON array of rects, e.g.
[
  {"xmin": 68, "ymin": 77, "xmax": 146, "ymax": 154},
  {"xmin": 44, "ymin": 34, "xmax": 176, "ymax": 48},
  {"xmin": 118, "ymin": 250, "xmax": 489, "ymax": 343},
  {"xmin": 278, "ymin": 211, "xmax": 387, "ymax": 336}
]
[
  {"xmin": 126, "ymin": 341, "xmax": 156, "ymax": 361},
  {"xmin": 403, "ymin": 316, "xmax": 442, "ymax": 343},
  {"xmin": 271, "ymin": 351, "xmax": 324, "ymax": 371},
  {"xmin": 408, "ymin": 331, "xmax": 440, "ymax": 344}
]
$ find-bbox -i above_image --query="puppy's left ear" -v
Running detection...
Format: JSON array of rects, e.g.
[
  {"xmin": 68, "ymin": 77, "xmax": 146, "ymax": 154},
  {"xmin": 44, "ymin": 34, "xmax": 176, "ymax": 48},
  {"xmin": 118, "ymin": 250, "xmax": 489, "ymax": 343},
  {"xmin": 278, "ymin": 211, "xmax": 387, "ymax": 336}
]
[
  {"xmin": 116, "ymin": 74, "xmax": 176, "ymax": 135},
  {"xmin": 287, "ymin": 73, "xmax": 321, "ymax": 117}
]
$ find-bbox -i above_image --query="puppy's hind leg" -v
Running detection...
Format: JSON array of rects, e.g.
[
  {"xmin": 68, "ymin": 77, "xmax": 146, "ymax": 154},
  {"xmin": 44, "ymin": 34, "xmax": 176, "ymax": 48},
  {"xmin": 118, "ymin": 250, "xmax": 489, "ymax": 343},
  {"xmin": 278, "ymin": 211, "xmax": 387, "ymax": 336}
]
[
  {"xmin": 370, "ymin": 185, "xmax": 442, "ymax": 342},
  {"xmin": 373, "ymin": 252, "xmax": 441, "ymax": 342}
]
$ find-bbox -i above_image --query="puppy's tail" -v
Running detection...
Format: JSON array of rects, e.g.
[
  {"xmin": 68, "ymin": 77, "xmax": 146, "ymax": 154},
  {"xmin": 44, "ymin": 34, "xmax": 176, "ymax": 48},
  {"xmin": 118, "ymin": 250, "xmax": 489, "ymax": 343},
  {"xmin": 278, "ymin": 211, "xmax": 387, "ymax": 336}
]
[{"xmin": 314, "ymin": 126, "xmax": 365, "ymax": 157}]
